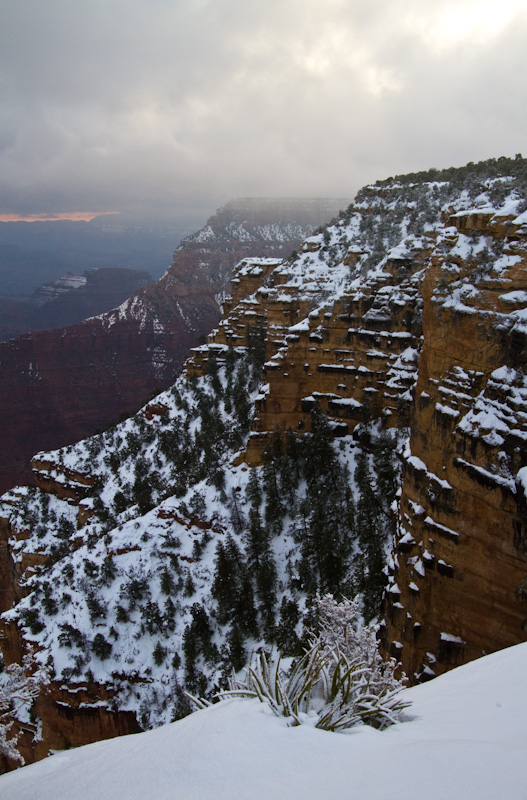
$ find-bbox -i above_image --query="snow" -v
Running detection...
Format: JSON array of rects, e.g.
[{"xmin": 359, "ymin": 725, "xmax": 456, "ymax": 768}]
[
  {"xmin": 424, "ymin": 516, "xmax": 459, "ymax": 539},
  {"xmin": 3, "ymin": 166, "xmax": 527, "ymax": 788},
  {"xmin": 2, "ymin": 643, "xmax": 527, "ymax": 800},
  {"xmin": 435, "ymin": 403, "xmax": 460, "ymax": 418},
  {"xmin": 439, "ymin": 632, "xmax": 465, "ymax": 644},
  {"xmin": 499, "ymin": 290, "xmax": 527, "ymax": 305},
  {"xmin": 516, "ymin": 467, "xmax": 527, "ymax": 495},
  {"xmin": 404, "ymin": 453, "xmax": 452, "ymax": 490},
  {"xmin": 454, "ymin": 457, "xmax": 516, "ymax": 491}
]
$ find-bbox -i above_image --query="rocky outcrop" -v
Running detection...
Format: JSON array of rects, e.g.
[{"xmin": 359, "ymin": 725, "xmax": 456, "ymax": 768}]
[
  {"xmin": 185, "ymin": 197, "xmax": 350, "ymax": 292},
  {"xmin": 187, "ymin": 178, "xmax": 527, "ymax": 681},
  {"xmin": 0, "ymin": 663, "xmax": 140, "ymax": 770},
  {"xmin": 188, "ymin": 241, "xmax": 426, "ymax": 459}
]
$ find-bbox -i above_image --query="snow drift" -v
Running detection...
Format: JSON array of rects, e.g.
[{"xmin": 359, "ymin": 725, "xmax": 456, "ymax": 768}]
[{"xmin": 1, "ymin": 642, "xmax": 526, "ymax": 800}]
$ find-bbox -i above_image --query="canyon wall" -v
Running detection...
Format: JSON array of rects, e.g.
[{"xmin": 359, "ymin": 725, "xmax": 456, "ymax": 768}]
[
  {"xmin": 187, "ymin": 185, "xmax": 527, "ymax": 682},
  {"xmin": 382, "ymin": 210, "xmax": 527, "ymax": 680},
  {"xmin": 0, "ymin": 267, "xmax": 154, "ymax": 341}
]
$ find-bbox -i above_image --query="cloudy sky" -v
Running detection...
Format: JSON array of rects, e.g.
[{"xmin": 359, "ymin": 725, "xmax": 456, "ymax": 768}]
[{"xmin": 1, "ymin": 0, "xmax": 526, "ymax": 221}]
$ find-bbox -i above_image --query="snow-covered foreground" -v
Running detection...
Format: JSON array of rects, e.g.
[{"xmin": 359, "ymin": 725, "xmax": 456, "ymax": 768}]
[{"xmin": 2, "ymin": 643, "xmax": 526, "ymax": 800}]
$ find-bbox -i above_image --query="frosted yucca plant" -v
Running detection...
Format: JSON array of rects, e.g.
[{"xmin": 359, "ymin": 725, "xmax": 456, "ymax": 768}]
[{"xmin": 200, "ymin": 595, "xmax": 409, "ymax": 732}]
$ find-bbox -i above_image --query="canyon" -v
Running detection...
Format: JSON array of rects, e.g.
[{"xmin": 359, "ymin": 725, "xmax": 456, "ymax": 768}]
[
  {"xmin": 0, "ymin": 159, "xmax": 526, "ymax": 769},
  {"xmin": 0, "ymin": 198, "xmax": 342, "ymax": 494}
]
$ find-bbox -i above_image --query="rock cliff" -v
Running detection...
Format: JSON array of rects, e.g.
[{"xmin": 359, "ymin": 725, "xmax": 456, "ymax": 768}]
[
  {"xmin": 382, "ymin": 207, "xmax": 527, "ymax": 681},
  {"xmin": 1, "ymin": 158, "xmax": 526, "ymax": 768}
]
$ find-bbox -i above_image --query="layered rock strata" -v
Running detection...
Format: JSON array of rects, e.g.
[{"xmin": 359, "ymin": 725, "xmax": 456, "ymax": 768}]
[
  {"xmin": 188, "ymin": 193, "xmax": 527, "ymax": 679},
  {"xmin": 382, "ymin": 210, "xmax": 527, "ymax": 680}
]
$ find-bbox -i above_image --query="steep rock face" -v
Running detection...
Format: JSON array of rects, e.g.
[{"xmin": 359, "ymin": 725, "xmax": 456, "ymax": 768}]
[
  {"xmin": 382, "ymin": 210, "xmax": 527, "ymax": 681},
  {"xmin": 0, "ymin": 673, "xmax": 140, "ymax": 771},
  {"xmin": 185, "ymin": 197, "xmax": 350, "ymax": 292},
  {"xmin": 188, "ymin": 238, "xmax": 427, "ymax": 457},
  {"xmin": 0, "ymin": 199, "xmax": 340, "ymax": 494}
]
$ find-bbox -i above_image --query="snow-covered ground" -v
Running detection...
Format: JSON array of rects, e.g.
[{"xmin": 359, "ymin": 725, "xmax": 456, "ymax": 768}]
[{"xmin": 2, "ymin": 642, "xmax": 526, "ymax": 800}]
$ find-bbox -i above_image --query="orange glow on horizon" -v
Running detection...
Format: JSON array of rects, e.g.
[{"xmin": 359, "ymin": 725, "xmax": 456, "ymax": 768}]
[{"xmin": 0, "ymin": 211, "xmax": 120, "ymax": 223}]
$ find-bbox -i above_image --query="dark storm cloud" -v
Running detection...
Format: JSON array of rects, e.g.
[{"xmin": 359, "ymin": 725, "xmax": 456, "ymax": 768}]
[{"xmin": 1, "ymin": 0, "xmax": 526, "ymax": 219}]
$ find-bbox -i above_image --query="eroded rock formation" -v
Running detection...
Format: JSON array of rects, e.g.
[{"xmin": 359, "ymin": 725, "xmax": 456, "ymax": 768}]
[
  {"xmin": 382, "ymin": 209, "xmax": 527, "ymax": 681},
  {"xmin": 187, "ymin": 177, "xmax": 527, "ymax": 682}
]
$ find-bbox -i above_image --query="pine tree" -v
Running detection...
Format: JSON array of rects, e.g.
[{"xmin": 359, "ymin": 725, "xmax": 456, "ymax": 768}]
[
  {"xmin": 297, "ymin": 406, "xmax": 353, "ymax": 595},
  {"xmin": 183, "ymin": 571, "xmax": 195, "ymax": 597},
  {"xmin": 164, "ymin": 597, "xmax": 176, "ymax": 631},
  {"xmin": 142, "ymin": 601, "xmax": 164, "ymax": 634},
  {"xmin": 228, "ymin": 488, "xmax": 245, "ymax": 534},
  {"xmin": 160, "ymin": 566, "xmax": 175, "ymax": 595},
  {"xmin": 372, "ymin": 429, "xmax": 398, "ymax": 516},
  {"xmin": 92, "ymin": 633, "xmax": 112, "ymax": 660},
  {"xmin": 235, "ymin": 569, "xmax": 259, "ymax": 638},
  {"xmin": 256, "ymin": 553, "xmax": 277, "ymax": 638},
  {"xmin": 263, "ymin": 448, "xmax": 284, "ymax": 536},
  {"xmin": 227, "ymin": 625, "xmax": 247, "ymax": 673},
  {"xmin": 232, "ymin": 364, "xmax": 252, "ymax": 434},
  {"xmin": 275, "ymin": 597, "xmax": 301, "ymax": 655},
  {"xmin": 245, "ymin": 468, "xmax": 262, "ymax": 511},
  {"xmin": 211, "ymin": 541, "xmax": 233, "ymax": 625},
  {"xmin": 244, "ymin": 506, "xmax": 268, "ymax": 571},
  {"xmin": 212, "ymin": 535, "xmax": 246, "ymax": 626},
  {"xmin": 153, "ymin": 641, "xmax": 166, "ymax": 666},
  {"xmin": 353, "ymin": 449, "xmax": 387, "ymax": 621}
]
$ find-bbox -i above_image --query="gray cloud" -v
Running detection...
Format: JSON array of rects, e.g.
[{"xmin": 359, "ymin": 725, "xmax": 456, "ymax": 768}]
[{"xmin": 1, "ymin": 0, "xmax": 526, "ymax": 220}]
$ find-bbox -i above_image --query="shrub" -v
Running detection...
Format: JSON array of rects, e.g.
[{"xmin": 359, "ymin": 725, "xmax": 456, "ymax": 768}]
[
  {"xmin": 92, "ymin": 634, "xmax": 112, "ymax": 660},
  {"xmin": 0, "ymin": 648, "xmax": 48, "ymax": 763},
  {"xmin": 204, "ymin": 595, "xmax": 409, "ymax": 732}
]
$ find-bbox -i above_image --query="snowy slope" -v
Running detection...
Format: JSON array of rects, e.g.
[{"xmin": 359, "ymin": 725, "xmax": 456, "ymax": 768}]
[{"xmin": 1, "ymin": 642, "xmax": 526, "ymax": 800}]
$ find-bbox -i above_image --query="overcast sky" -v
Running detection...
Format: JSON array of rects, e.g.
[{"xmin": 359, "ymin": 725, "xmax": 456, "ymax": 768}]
[{"xmin": 1, "ymin": 0, "xmax": 526, "ymax": 222}]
